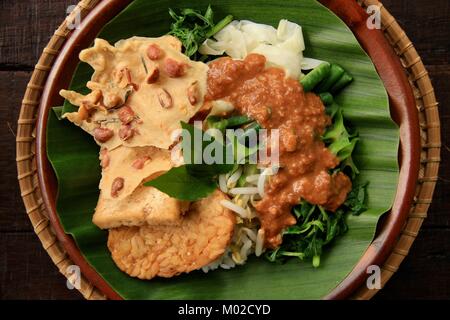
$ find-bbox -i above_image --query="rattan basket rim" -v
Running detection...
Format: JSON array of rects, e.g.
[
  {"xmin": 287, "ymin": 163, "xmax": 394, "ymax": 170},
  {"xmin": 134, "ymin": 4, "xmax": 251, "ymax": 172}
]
[{"xmin": 15, "ymin": 0, "xmax": 440, "ymax": 300}]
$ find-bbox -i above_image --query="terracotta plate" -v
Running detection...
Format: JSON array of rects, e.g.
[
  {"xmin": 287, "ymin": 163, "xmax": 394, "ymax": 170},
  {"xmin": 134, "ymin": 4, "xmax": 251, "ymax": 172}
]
[{"xmin": 35, "ymin": 0, "xmax": 419, "ymax": 300}]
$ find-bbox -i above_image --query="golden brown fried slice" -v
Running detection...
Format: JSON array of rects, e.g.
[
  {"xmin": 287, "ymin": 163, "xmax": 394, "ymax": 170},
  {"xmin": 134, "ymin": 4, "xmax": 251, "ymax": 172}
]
[
  {"xmin": 60, "ymin": 35, "xmax": 208, "ymax": 150},
  {"xmin": 93, "ymin": 184, "xmax": 190, "ymax": 229},
  {"xmin": 107, "ymin": 190, "xmax": 236, "ymax": 280},
  {"xmin": 92, "ymin": 146, "xmax": 189, "ymax": 229}
]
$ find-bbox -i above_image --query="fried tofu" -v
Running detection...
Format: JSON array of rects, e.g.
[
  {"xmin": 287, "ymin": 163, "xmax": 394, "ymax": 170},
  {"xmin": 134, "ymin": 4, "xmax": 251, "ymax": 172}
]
[
  {"xmin": 94, "ymin": 184, "xmax": 190, "ymax": 229},
  {"xmin": 93, "ymin": 146, "xmax": 188, "ymax": 229}
]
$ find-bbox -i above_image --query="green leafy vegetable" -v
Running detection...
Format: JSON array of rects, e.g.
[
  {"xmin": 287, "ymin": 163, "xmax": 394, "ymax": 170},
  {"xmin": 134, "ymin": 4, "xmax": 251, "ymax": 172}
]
[
  {"xmin": 322, "ymin": 108, "xmax": 359, "ymax": 163},
  {"xmin": 344, "ymin": 182, "xmax": 369, "ymax": 216},
  {"xmin": 148, "ymin": 119, "xmax": 262, "ymax": 200},
  {"xmin": 144, "ymin": 166, "xmax": 216, "ymax": 201},
  {"xmin": 168, "ymin": 6, "xmax": 233, "ymax": 58},
  {"xmin": 268, "ymin": 62, "xmax": 362, "ymax": 268},
  {"xmin": 181, "ymin": 121, "xmax": 234, "ymax": 176},
  {"xmin": 52, "ymin": 106, "xmax": 64, "ymax": 120},
  {"xmin": 206, "ymin": 115, "xmax": 253, "ymax": 131},
  {"xmin": 266, "ymin": 182, "xmax": 368, "ymax": 267},
  {"xmin": 145, "ymin": 122, "xmax": 234, "ymax": 201}
]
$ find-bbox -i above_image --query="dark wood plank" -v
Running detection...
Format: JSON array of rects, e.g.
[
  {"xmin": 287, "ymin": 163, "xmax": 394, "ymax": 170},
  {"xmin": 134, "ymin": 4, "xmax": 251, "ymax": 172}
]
[
  {"xmin": 0, "ymin": 232, "xmax": 81, "ymax": 299},
  {"xmin": 0, "ymin": 0, "xmax": 73, "ymax": 67},
  {"xmin": 0, "ymin": 71, "xmax": 33, "ymax": 232},
  {"xmin": 421, "ymin": 65, "xmax": 450, "ymax": 228},
  {"xmin": 382, "ymin": 0, "xmax": 450, "ymax": 66},
  {"xmin": 376, "ymin": 228, "xmax": 450, "ymax": 300},
  {"xmin": 0, "ymin": 0, "xmax": 446, "ymax": 68}
]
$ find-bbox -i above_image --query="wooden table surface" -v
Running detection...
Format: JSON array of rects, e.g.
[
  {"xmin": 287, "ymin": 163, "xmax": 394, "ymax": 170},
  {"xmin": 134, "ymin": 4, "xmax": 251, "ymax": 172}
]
[{"xmin": 1, "ymin": 0, "xmax": 449, "ymax": 300}]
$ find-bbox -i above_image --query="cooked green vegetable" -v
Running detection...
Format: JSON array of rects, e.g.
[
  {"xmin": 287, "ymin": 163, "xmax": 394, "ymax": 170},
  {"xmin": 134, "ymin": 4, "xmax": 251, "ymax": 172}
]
[
  {"xmin": 318, "ymin": 92, "xmax": 334, "ymax": 105},
  {"xmin": 322, "ymin": 108, "xmax": 359, "ymax": 162},
  {"xmin": 299, "ymin": 62, "xmax": 330, "ymax": 92},
  {"xmin": 316, "ymin": 63, "xmax": 345, "ymax": 93},
  {"xmin": 330, "ymin": 72, "xmax": 354, "ymax": 94},
  {"xmin": 265, "ymin": 182, "xmax": 367, "ymax": 267},
  {"xmin": 168, "ymin": 6, "xmax": 233, "ymax": 58},
  {"xmin": 325, "ymin": 102, "xmax": 340, "ymax": 118},
  {"xmin": 206, "ymin": 115, "xmax": 253, "ymax": 131},
  {"xmin": 266, "ymin": 70, "xmax": 361, "ymax": 267}
]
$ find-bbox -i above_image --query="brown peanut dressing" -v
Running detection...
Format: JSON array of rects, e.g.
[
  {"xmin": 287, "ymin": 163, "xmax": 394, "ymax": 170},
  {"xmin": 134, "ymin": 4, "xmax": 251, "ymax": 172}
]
[{"xmin": 206, "ymin": 54, "xmax": 352, "ymax": 248}]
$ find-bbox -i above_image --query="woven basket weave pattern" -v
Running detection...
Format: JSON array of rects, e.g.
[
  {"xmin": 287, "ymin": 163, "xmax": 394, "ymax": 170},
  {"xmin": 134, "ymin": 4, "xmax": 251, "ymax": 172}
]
[{"xmin": 15, "ymin": 0, "xmax": 440, "ymax": 300}]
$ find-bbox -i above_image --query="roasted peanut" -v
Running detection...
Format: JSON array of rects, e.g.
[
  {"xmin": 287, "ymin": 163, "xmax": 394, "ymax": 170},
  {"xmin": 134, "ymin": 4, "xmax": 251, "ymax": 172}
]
[
  {"xmin": 163, "ymin": 58, "xmax": 185, "ymax": 78},
  {"xmin": 147, "ymin": 44, "xmax": 163, "ymax": 60},
  {"xmin": 100, "ymin": 149, "xmax": 110, "ymax": 168},
  {"xmin": 120, "ymin": 67, "xmax": 139, "ymax": 91},
  {"xmin": 118, "ymin": 105, "xmax": 135, "ymax": 124},
  {"xmin": 119, "ymin": 124, "xmax": 134, "ymax": 141},
  {"xmin": 93, "ymin": 127, "xmax": 114, "ymax": 143},
  {"xmin": 131, "ymin": 157, "xmax": 149, "ymax": 170},
  {"xmin": 105, "ymin": 94, "xmax": 123, "ymax": 109},
  {"xmin": 111, "ymin": 177, "xmax": 124, "ymax": 198},
  {"xmin": 146, "ymin": 66, "xmax": 160, "ymax": 84},
  {"xmin": 187, "ymin": 81, "xmax": 199, "ymax": 105},
  {"xmin": 157, "ymin": 89, "xmax": 173, "ymax": 109}
]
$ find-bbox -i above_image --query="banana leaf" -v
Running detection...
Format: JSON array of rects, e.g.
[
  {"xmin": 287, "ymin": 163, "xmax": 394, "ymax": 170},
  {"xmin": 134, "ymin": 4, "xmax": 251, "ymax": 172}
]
[{"xmin": 47, "ymin": 0, "xmax": 399, "ymax": 299}]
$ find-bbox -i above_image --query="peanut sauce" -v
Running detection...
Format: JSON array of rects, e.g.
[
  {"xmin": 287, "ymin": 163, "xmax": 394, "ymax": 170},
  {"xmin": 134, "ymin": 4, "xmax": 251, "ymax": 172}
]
[{"xmin": 206, "ymin": 54, "xmax": 352, "ymax": 248}]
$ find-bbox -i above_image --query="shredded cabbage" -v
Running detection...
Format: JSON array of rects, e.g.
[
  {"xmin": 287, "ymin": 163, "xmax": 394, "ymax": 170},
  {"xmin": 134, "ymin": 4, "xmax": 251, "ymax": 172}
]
[{"xmin": 199, "ymin": 19, "xmax": 312, "ymax": 78}]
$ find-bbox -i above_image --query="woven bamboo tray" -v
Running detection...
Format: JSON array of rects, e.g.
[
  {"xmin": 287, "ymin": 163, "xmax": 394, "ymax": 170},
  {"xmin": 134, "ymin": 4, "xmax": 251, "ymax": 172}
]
[{"xmin": 16, "ymin": 0, "xmax": 440, "ymax": 300}]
